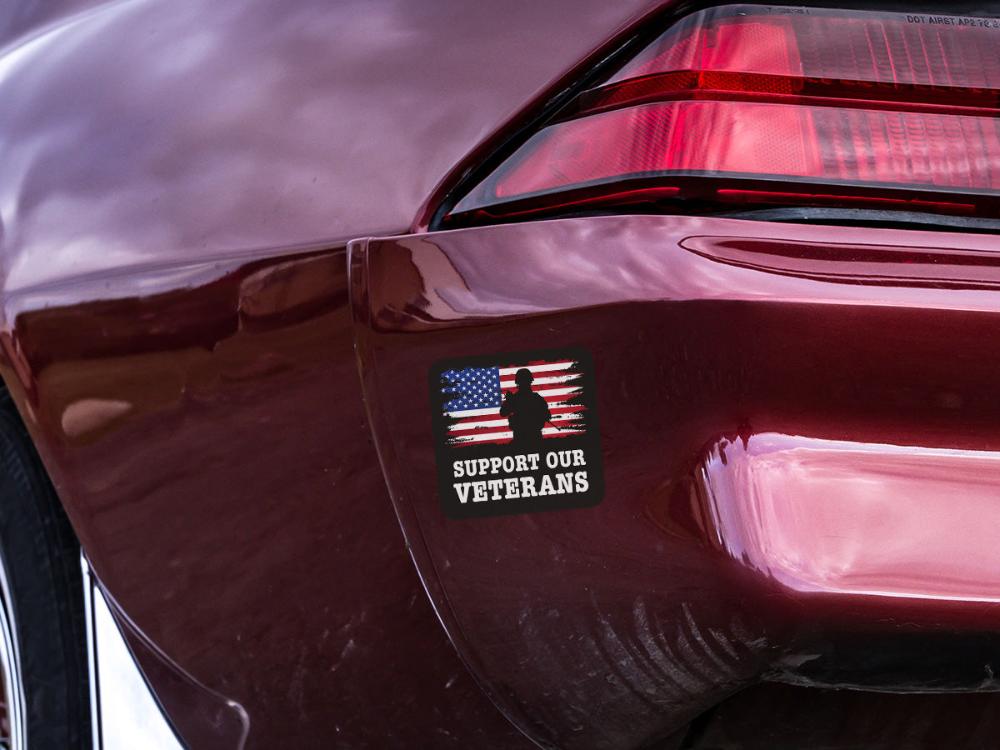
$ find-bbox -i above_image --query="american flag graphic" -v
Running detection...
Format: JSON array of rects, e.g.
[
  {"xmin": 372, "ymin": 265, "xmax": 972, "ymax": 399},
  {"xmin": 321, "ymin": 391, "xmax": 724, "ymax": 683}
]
[{"xmin": 441, "ymin": 359, "xmax": 586, "ymax": 447}]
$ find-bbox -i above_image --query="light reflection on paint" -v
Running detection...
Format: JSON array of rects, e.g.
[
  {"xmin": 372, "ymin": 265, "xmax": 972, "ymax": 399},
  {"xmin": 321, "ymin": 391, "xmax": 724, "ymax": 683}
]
[{"xmin": 701, "ymin": 433, "xmax": 1000, "ymax": 603}]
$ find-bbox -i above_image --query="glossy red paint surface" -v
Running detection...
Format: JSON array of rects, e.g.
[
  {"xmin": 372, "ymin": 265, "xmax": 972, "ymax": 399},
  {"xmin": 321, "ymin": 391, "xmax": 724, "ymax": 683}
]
[
  {"xmin": 353, "ymin": 214, "xmax": 1000, "ymax": 748},
  {"xmin": 0, "ymin": 0, "xmax": 661, "ymax": 289},
  {"xmin": 5, "ymin": 0, "xmax": 1000, "ymax": 747},
  {"xmin": 0, "ymin": 248, "xmax": 533, "ymax": 748},
  {"xmin": 0, "ymin": 1, "xmax": 675, "ymax": 746}
]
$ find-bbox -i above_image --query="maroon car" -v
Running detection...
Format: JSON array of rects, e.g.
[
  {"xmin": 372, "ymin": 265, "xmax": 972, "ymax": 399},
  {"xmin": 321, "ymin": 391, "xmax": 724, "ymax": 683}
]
[{"xmin": 1, "ymin": 0, "xmax": 1000, "ymax": 748}]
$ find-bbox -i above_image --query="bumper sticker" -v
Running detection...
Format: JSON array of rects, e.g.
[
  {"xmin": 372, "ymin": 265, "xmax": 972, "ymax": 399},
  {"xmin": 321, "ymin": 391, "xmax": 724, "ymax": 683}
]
[{"xmin": 430, "ymin": 348, "xmax": 603, "ymax": 519}]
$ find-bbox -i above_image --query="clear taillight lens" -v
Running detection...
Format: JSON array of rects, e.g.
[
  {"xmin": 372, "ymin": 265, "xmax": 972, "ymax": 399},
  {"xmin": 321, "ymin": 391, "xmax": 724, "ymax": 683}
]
[{"xmin": 446, "ymin": 5, "xmax": 1000, "ymax": 224}]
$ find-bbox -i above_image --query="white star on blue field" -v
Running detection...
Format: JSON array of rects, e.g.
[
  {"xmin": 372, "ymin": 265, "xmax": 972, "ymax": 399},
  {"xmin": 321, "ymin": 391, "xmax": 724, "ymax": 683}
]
[{"xmin": 442, "ymin": 367, "xmax": 502, "ymax": 412}]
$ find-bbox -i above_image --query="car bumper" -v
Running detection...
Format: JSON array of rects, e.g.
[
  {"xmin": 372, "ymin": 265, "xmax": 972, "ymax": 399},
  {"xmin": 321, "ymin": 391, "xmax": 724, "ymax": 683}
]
[{"xmin": 351, "ymin": 214, "xmax": 1000, "ymax": 749}]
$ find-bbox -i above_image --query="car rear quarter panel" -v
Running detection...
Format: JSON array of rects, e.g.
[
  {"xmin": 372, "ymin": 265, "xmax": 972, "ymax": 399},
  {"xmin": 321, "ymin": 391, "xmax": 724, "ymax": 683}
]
[{"xmin": 0, "ymin": 0, "xmax": 665, "ymax": 747}]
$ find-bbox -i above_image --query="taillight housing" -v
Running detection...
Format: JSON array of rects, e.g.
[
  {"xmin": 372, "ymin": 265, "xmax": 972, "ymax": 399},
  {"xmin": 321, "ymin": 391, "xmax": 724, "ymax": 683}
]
[{"xmin": 442, "ymin": 5, "xmax": 1000, "ymax": 226}]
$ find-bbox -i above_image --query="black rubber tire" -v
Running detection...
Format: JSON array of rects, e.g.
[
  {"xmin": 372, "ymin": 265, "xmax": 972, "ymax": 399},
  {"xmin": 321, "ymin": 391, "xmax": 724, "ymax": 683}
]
[{"xmin": 0, "ymin": 390, "xmax": 90, "ymax": 749}]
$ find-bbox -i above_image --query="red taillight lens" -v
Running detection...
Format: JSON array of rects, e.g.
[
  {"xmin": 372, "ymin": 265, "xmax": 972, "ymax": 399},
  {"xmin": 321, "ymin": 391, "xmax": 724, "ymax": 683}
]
[{"xmin": 447, "ymin": 5, "xmax": 1000, "ymax": 224}]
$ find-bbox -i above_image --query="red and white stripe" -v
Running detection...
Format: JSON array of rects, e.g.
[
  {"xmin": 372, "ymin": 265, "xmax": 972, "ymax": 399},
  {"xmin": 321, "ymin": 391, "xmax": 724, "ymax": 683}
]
[{"xmin": 447, "ymin": 360, "xmax": 586, "ymax": 446}]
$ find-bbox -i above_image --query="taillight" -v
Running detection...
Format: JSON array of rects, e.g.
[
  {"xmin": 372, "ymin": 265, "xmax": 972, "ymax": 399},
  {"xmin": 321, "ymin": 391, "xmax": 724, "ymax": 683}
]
[{"xmin": 444, "ymin": 5, "xmax": 1000, "ymax": 225}]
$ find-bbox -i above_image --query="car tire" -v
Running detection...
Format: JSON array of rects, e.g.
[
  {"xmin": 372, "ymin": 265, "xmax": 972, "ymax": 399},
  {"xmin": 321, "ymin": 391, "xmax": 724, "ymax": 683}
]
[{"xmin": 0, "ymin": 389, "xmax": 90, "ymax": 749}]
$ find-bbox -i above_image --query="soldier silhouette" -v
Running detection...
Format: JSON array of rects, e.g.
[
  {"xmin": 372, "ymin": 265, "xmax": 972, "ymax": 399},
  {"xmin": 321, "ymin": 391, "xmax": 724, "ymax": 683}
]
[{"xmin": 500, "ymin": 368, "xmax": 550, "ymax": 448}]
